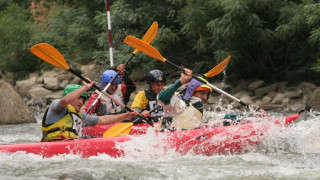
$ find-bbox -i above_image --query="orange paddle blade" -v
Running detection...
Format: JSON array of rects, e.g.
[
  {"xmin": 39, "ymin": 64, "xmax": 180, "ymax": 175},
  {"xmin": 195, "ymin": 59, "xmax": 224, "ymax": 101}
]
[
  {"xmin": 30, "ymin": 43, "xmax": 69, "ymax": 70},
  {"xmin": 204, "ymin": 56, "xmax": 231, "ymax": 78},
  {"xmin": 133, "ymin": 21, "xmax": 158, "ymax": 54},
  {"xmin": 124, "ymin": 35, "xmax": 167, "ymax": 62},
  {"xmin": 103, "ymin": 122, "xmax": 134, "ymax": 138}
]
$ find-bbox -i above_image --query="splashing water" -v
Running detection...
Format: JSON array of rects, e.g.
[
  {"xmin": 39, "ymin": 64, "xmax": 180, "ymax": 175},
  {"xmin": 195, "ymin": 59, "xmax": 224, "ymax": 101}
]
[{"xmin": 0, "ymin": 111, "xmax": 320, "ymax": 179}]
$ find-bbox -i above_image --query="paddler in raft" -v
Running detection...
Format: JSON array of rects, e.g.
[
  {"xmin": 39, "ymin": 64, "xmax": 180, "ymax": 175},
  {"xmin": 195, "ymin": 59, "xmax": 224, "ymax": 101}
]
[
  {"xmin": 82, "ymin": 64, "xmax": 136, "ymax": 115},
  {"xmin": 130, "ymin": 69, "xmax": 166, "ymax": 123},
  {"xmin": 41, "ymin": 79, "xmax": 138, "ymax": 142},
  {"xmin": 158, "ymin": 68, "xmax": 267, "ymax": 130}
]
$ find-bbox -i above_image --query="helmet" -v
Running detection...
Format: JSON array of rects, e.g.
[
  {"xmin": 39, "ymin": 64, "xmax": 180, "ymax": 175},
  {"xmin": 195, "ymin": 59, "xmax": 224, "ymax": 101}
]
[
  {"xmin": 147, "ymin": 69, "xmax": 166, "ymax": 84},
  {"xmin": 194, "ymin": 84, "xmax": 212, "ymax": 93},
  {"xmin": 101, "ymin": 70, "xmax": 121, "ymax": 88},
  {"xmin": 183, "ymin": 77, "xmax": 212, "ymax": 100},
  {"xmin": 194, "ymin": 77, "xmax": 212, "ymax": 92},
  {"xmin": 62, "ymin": 84, "xmax": 88, "ymax": 99}
]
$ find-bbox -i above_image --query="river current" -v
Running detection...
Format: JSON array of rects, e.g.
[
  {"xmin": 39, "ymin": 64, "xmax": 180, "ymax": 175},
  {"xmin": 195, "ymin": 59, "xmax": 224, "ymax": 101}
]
[{"xmin": 0, "ymin": 111, "xmax": 319, "ymax": 180}]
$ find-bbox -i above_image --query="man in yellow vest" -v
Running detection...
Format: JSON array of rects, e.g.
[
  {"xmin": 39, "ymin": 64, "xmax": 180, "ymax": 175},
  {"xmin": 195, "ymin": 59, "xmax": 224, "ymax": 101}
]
[
  {"xmin": 131, "ymin": 69, "xmax": 166, "ymax": 122},
  {"xmin": 41, "ymin": 79, "xmax": 138, "ymax": 142}
]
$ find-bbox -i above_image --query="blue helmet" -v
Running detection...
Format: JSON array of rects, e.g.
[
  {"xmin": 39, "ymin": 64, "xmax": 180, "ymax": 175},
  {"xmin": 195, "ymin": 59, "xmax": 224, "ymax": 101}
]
[{"xmin": 101, "ymin": 70, "xmax": 121, "ymax": 88}]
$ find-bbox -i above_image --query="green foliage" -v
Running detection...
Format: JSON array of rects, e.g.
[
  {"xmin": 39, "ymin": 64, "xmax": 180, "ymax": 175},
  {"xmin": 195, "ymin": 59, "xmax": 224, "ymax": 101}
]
[
  {"xmin": 35, "ymin": 5, "xmax": 99, "ymax": 63},
  {"xmin": 105, "ymin": 0, "xmax": 180, "ymax": 69},
  {"xmin": 0, "ymin": 3, "xmax": 39, "ymax": 80},
  {"xmin": 186, "ymin": 0, "xmax": 320, "ymax": 80},
  {"xmin": 1, "ymin": 0, "xmax": 320, "ymax": 83}
]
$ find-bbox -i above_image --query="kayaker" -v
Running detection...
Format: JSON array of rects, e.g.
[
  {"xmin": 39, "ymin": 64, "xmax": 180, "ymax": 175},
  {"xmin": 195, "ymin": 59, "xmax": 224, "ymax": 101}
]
[
  {"xmin": 130, "ymin": 69, "xmax": 166, "ymax": 122},
  {"xmin": 82, "ymin": 64, "xmax": 136, "ymax": 115},
  {"xmin": 158, "ymin": 68, "xmax": 202, "ymax": 130},
  {"xmin": 41, "ymin": 80, "xmax": 138, "ymax": 142},
  {"xmin": 158, "ymin": 69, "xmax": 269, "ymax": 130},
  {"xmin": 158, "ymin": 68, "xmax": 231, "ymax": 130}
]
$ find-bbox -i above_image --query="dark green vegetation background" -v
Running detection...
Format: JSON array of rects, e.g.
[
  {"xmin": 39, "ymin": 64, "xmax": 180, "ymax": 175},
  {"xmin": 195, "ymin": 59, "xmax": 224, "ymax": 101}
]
[{"xmin": 1, "ymin": 0, "xmax": 320, "ymax": 83}]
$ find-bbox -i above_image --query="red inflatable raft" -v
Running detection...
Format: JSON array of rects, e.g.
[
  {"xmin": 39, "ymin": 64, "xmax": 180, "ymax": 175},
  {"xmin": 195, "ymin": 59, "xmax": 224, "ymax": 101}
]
[
  {"xmin": 0, "ymin": 113, "xmax": 301, "ymax": 158},
  {"xmin": 82, "ymin": 122, "xmax": 157, "ymax": 137}
]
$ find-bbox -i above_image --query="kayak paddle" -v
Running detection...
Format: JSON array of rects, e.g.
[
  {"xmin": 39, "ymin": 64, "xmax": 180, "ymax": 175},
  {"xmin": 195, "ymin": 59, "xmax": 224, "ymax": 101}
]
[
  {"xmin": 103, "ymin": 105, "xmax": 161, "ymax": 138},
  {"xmin": 103, "ymin": 122, "xmax": 134, "ymax": 138},
  {"xmin": 177, "ymin": 56, "xmax": 231, "ymax": 94},
  {"xmin": 30, "ymin": 43, "xmax": 133, "ymax": 112},
  {"xmin": 103, "ymin": 58, "xmax": 231, "ymax": 137},
  {"xmin": 86, "ymin": 21, "xmax": 159, "ymax": 114},
  {"xmin": 124, "ymin": 35, "xmax": 249, "ymax": 108},
  {"xmin": 203, "ymin": 56, "xmax": 231, "ymax": 78}
]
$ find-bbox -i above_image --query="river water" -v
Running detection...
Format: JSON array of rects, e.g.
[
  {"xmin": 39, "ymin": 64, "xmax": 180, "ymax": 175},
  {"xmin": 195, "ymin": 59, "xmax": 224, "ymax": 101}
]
[{"xmin": 0, "ymin": 111, "xmax": 320, "ymax": 180}]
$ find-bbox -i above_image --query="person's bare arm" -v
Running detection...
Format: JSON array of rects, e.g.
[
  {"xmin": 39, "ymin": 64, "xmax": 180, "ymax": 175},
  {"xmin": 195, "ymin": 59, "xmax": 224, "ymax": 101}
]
[
  {"xmin": 60, "ymin": 79, "xmax": 95, "ymax": 107},
  {"xmin": 96, "ymin": 109, "xmax": 138, "ymax": 125}
]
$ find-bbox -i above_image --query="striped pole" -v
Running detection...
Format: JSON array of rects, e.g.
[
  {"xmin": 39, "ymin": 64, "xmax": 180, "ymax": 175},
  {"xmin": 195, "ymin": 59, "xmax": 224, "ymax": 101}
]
[{"xmin": 105, "ymin": 0, "xmax": 113, "ymax": 67}]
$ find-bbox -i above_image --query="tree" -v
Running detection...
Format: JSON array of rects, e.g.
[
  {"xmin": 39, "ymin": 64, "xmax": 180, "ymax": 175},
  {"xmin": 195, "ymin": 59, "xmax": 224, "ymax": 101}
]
[
  {"xmin": 1, "ymin": 0, "xmax": 320, "ymax": 83},
  {"xmin": 0, "ymin": 3, "xmax": 39, "ymax": 80}
]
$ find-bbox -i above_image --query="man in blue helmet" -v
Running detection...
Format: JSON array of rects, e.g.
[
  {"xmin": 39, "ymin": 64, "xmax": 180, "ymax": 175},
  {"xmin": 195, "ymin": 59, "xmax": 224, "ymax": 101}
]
[
  {"xmin": 41, "ymin": 79, "xmax": 138, "ymax": 142},
  {"xmin": 82, "ymin": 64, "xmax": 136, "ymax": 115}
]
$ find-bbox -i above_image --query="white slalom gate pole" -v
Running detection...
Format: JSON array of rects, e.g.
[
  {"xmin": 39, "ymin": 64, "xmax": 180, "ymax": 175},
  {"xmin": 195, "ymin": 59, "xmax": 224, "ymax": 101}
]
[{"xmin": 105, "ymin": 0, "xmax": 113, "ymax": 67}]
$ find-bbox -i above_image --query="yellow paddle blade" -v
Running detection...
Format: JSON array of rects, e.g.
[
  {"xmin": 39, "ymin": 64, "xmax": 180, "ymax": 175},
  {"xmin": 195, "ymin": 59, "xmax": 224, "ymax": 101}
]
[
  {"xmin": 142, "ymin": 21, "xmax": 158, "ymax": 44},
  {"xmin": 103, "ymin": 122, "xmax": 134, "ymax": 138},
  {"xmin": 204, "ymin": 56, "xmax": 231, "ymax": 78},
  {"xmin": 133, "ymin": 21, "xmax": 158, "ymax": 54},
  {"xmin": 30, "ymin": 43, "xmax": 70, "ymax": 70},
  {"xmin": 124, "ymin": 35, "xmax": 167, "ymax": 62}
]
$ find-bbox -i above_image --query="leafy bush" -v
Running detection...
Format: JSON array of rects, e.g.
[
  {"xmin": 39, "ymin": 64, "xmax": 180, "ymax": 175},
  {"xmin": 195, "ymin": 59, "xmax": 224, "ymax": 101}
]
[
  {"xmin": 0, "ymin": 3, "xmax": 39, "ymax": 81},
  {"xmin": 1, "ymin": 0, "xmax": 320, "ymax": 83}
]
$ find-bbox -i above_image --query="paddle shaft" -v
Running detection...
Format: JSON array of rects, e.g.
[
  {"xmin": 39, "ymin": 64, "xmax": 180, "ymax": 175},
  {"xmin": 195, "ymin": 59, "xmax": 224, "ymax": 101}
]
[
  {"xmin": 126, "ymin": 105, "xmax": 161, "ymax": 126},
  {"xmin": 165, "ymin": 60, "xmax": 249, "ymax": 108},
  {"xmin": 103, "ymin": 104, "xmax": 162, "ymax": 138},
  {"xmin": 86, "ymin": 53, "xmax": 135, "ymax": 114},
  {"xmin": 68, "ymin": 68, "xmax": 133, "ymax": 112}
]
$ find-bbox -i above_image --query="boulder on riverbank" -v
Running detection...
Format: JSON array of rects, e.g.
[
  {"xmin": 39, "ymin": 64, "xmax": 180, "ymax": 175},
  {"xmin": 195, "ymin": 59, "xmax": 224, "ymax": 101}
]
[{"xmin": 0, "ymin": 81, "xmax": 36, "ymax": 124}]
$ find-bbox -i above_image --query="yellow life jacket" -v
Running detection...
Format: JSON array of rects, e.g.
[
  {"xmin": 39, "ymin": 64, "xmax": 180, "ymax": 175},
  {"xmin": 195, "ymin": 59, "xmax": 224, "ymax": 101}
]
[
  {"xmin": 131, "ymin": 89, "xmax": 164, "ymax": 117},
  {"xmin": 131, "ymin": 90, "xmax": 149, "ymax": 110},
  {"xmin": 171, "ymin": 105, "xmax": 203, "ymax": 130},
  {"xmin": 41, "ymin": 105, "xmax": 83, "ymax": 142}
]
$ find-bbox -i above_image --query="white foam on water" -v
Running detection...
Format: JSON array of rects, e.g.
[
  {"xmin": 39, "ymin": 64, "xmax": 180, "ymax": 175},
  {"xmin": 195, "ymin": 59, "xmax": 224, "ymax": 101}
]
[{"xmin": 1, "ymin": 111, "xmax": 320, "ymax": 179}]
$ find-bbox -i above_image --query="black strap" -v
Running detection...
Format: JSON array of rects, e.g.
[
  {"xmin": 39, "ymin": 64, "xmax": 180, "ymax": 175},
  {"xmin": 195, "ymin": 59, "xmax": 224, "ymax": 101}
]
[
  {"xmin": 41, "ymin": 108, "xmax": 50, "ymax": 127},
  {"xmin": 41, "ymin": 127, "xmax": 78, "ymax": 142}
]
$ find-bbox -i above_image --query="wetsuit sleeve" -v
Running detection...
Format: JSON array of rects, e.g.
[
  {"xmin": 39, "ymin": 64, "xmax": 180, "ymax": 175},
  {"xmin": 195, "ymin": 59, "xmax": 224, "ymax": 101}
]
[
  {"xmin": 81, "ymin": 113, "xmax": 99, "ymax": 126},
  {"xmin": 81, "ymin": 93, "xmax": 101, "ymax": 115},
  {"xmin": 158, "ymin": 80, "xmax": 182, "ymax": 105},
  {"xmin": 45, "ymin": 99, "xmax": 67, "ymax": 125},
  {"xmin": 109, "ymin": 66, "xmax": 136, "ymax": 104},
  {"xmin": 121, "ymin": 70, "xmax": 136, "ymax": 105},
  {"xmin": 131, "ymin": 91, "xmax": 148, "ymax": 111},
  {"xmin": 49, "ymin": 99, "xmax": 65, "ymax": 112},
  {"xmin": 95, "ymin": 104, "xmax": 107, "ymax": 116}
]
